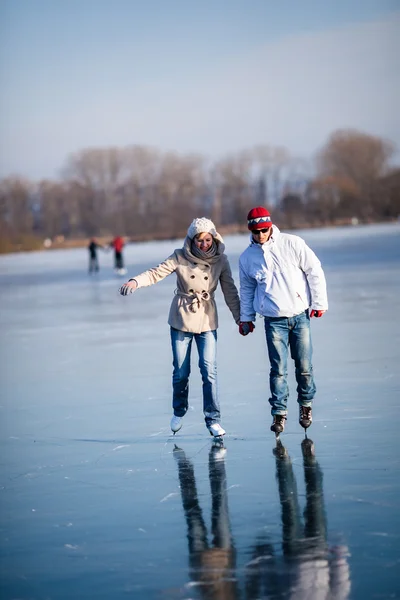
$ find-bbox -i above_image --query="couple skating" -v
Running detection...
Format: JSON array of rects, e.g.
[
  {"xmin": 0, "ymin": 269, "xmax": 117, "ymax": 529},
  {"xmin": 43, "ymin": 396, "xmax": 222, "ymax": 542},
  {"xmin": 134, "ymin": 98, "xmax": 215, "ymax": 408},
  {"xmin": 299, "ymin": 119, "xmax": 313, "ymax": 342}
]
[{"xmin": 119, "ymin": 207, "xmax": 328, "ymax": 439}]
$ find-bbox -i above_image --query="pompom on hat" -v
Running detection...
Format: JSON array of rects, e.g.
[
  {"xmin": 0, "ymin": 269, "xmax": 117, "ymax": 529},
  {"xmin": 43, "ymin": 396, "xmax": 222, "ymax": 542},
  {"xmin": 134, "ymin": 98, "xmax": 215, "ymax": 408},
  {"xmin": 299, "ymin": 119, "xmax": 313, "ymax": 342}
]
[
  {"xmin": 247, "ymin": 206, "xmax": 272, "ymax": 231},
  {"xmin": 187, "ymin": 217, "xmax": 217, "ymax": 239}
]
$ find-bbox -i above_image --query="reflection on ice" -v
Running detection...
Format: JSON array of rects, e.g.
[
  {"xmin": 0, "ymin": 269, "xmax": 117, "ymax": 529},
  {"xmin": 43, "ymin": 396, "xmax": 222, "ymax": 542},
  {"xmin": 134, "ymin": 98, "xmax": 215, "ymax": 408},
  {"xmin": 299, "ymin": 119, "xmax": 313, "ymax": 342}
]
[
  {"xmin": 174, "ymin": 444, "xmax": 238, "ymax": 598},
  {"xmin": 173, "ymin": 439, "xmax": 351, "ymax": 600},
  {"xmin": 267, "ymin": 439, "xmax": 350, "ymax": 600}
]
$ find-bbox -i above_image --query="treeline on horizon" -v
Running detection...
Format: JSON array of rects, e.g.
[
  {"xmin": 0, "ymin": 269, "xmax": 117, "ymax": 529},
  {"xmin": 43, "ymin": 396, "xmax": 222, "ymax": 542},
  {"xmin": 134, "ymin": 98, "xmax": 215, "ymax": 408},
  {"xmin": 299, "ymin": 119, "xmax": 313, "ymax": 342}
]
[{"xmin": 1, "ymin": 128, "xmax": 399, "ymax": 253}]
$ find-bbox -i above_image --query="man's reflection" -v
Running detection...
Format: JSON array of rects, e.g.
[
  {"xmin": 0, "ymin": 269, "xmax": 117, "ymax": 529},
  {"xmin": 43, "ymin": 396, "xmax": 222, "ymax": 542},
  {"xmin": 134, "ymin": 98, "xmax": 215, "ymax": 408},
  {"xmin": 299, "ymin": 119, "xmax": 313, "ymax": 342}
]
[
  {"xmin": 173, "ymin": 444, "xmax": 238, "ymax": 599},
  {"xmin": 246, "ymin": 438, "xmax": 351, "ymax": 600}
]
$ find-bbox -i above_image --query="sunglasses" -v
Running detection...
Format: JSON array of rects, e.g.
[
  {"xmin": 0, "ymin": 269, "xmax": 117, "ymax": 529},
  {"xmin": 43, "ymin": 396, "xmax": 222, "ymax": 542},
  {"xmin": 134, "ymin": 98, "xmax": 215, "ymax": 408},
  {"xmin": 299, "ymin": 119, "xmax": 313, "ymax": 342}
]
[{"xmin": 252, "ymin": 228, "xmax": 270, "ymax": 235}]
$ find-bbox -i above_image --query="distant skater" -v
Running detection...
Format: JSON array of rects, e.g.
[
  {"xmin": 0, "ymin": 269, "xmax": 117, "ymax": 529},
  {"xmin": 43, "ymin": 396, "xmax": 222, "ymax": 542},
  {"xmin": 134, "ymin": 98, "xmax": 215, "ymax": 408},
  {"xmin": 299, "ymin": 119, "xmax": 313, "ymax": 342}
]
[
  {"xmin": 88, "ymin": 238, "xmax": 103, "ymax": 273},
  {"xmin": 111, "ymin": 235, "xmax": 126, "ymax": 274},
  {"xmin": 238, "ymin": 207, "xmax": 328, "ymax": 436},
  {"xmin": 119, "ymin": 217, "xmax": 240, "ymax": 440}
]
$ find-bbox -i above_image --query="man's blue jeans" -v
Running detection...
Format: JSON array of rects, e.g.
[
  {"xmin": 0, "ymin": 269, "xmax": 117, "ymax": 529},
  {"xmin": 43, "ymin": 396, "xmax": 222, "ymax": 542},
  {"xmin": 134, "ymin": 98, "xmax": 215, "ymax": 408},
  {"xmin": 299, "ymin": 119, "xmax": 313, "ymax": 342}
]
[
  {"xmin": 264, "ymin": 310, "xmax": 316, "ymax": 416},
  {"xmin": 170, "ymin": 327, "xmax": 220, "ymax": 426}
]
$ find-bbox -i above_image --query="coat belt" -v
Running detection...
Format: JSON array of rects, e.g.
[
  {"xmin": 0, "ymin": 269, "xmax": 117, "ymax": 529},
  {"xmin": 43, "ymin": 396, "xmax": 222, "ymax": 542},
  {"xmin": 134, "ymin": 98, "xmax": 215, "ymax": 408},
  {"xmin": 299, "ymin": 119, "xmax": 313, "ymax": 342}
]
[{"xmin": 176, "ymin": 290, "xmax": 214, "ymax": 313}]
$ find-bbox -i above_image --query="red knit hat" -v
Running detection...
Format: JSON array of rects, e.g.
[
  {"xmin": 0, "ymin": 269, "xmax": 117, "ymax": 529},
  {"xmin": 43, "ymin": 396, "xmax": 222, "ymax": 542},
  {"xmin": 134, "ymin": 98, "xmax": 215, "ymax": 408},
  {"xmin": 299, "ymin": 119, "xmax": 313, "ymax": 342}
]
[{"xmin": 247, "ymin": 207, "xmax": 272, "ymax": 230}]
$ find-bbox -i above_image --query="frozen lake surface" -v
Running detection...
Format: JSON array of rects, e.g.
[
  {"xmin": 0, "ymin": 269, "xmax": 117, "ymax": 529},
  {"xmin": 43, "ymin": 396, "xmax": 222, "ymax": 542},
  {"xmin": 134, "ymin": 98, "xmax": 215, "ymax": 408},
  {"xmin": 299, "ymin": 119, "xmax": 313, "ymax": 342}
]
[{"xmin": 1, "ymin": 223, "xmax": 400, "ymax": 599}]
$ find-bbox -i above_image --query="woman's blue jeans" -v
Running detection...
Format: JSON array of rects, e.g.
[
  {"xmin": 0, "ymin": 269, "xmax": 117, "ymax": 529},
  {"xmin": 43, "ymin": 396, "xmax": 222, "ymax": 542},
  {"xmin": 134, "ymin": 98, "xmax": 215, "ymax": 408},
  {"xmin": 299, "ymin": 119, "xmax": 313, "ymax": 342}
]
[
  {"xmin": 264, "ymin": 310, "xmax": 316, "ymax": 416},
  {"xmin": 170, "ymin": 327, "xmax": 220, "ymax": 426}
]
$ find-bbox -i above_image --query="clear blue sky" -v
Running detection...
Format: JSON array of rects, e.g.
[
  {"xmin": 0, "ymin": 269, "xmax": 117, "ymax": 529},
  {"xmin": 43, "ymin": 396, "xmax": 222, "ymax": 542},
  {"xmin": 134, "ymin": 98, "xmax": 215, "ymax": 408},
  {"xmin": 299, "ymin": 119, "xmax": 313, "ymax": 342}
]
[{"xmin": 1, "ymin": 0, "xmax": 399, "ymax": 178}]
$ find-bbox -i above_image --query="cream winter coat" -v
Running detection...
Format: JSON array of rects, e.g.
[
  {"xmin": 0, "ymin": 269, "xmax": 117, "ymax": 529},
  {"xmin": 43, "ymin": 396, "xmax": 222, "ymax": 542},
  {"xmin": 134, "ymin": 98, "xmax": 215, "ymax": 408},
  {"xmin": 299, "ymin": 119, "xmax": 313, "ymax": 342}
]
[{"xmin": 133, "ymin": 236, "xmax": 240, "ymax": 334}]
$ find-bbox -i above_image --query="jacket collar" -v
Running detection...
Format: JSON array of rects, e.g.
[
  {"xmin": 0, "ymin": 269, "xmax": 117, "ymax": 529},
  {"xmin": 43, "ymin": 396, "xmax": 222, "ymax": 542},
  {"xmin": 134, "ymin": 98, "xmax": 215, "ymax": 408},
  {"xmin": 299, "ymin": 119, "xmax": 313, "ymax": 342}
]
[{"xmin": 249, "ymin": 224, "xmax": 280, "ymax": 247}]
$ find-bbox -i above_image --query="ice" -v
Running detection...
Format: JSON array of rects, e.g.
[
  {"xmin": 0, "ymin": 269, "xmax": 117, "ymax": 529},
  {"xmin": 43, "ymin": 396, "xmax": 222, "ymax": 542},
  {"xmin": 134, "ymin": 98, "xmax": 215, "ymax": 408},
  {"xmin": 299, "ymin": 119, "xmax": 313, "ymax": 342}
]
[{"xmin": 0, "ymin": 223, "xmax": 400, "ymax": 599}]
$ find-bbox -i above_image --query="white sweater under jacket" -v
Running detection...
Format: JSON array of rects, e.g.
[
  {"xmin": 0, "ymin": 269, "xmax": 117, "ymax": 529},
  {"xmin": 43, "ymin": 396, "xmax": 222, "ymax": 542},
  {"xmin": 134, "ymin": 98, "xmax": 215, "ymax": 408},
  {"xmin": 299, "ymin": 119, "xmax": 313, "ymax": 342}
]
[{"xmin": 239, "ymin": 226, "xmax": 328, "ymax": 320}]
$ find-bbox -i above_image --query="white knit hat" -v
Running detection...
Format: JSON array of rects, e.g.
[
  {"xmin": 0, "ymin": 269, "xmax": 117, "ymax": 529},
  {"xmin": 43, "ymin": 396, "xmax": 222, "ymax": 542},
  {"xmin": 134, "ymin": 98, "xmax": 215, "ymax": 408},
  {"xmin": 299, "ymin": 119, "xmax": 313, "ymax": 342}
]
[{"xmin": 187, "ymin": 217, "xmax": 217, "ymax": 239}]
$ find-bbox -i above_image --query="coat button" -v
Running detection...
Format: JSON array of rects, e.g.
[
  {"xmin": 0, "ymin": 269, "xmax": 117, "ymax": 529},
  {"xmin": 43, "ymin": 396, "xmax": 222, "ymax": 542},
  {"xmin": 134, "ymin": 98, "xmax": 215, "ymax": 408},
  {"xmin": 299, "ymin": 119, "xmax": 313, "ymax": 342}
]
[
  {"xmin": 190, "ymin": 275, "xmax": 195, "ymax": 279},
  {"xmin": 204, "ymin": 276, "xmax": 208, "ymax": 280}
]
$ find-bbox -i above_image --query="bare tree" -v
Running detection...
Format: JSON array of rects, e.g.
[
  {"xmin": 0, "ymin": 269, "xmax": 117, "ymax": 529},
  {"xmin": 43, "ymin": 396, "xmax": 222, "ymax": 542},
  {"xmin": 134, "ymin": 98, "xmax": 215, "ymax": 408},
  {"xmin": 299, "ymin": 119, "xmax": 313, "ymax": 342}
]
[
  {"xmin": 154, "ymin": 152, "xmax": 206, "ymax": 236},
  {"xmin": 251, "ymin": 145, "xmax": 291, "ymax": 207},
  {"xmin": 316, "ymin": 129, "xmax": 395, "ymax": 220},
  {"xmin": 38, "ymin": 180, "xmax": 70, "ymax": 238},
  {"xmin": 305, "ymin": 175, "xmax": 360, "ymax": 224},
  {"xmin": 63, "ymin": 147, "xmax": 132, "ymax": 235},
  {"xmin": 378, "ymin": 168, "xmax": 400, "ymax": 219},
  {"xmin": 213, "ymin": 151, "xmax": 254, "ymax": 226},
  {"xmin": 121, "ymin": 145, "xmax": 163, "ymax": 236},
  {"xmin": 280, "ymin": 192, "xmax": 304, "ymax": 228},
  {"xmin": 0, "ymin": 177, "xmax": 33, "ymax": 234}
]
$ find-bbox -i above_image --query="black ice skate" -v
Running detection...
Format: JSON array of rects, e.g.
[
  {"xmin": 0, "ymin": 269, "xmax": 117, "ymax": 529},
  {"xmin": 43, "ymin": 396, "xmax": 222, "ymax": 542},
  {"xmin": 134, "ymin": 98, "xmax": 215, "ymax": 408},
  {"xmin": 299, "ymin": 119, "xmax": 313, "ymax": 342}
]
[
  {"xmin": 270, "ymin": 414, "xmax": 286, "ymax": 439},
  {"xmin": 299, "ymin": 405, "xmax": 313, "ymax": 430}
]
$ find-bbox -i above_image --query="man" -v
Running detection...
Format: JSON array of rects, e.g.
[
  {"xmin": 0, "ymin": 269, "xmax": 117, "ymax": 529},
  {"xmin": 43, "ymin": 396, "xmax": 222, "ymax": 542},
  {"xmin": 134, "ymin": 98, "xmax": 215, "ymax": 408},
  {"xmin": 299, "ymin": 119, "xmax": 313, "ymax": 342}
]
[
  {"xmin": 238, "ymin": 207, "xmax": 328, "ymax": 435},
  {"xmin": 88, "ymin": 238, "xmax": 102, "ymax": 273}
]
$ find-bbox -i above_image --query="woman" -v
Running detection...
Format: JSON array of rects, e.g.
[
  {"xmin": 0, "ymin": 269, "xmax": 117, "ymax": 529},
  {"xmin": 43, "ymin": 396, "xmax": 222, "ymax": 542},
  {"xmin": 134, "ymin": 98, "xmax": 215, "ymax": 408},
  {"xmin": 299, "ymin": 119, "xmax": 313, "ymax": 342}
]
[{"xmin": 119, "ymin": 217, "xmax": 240, "ymax": 438}]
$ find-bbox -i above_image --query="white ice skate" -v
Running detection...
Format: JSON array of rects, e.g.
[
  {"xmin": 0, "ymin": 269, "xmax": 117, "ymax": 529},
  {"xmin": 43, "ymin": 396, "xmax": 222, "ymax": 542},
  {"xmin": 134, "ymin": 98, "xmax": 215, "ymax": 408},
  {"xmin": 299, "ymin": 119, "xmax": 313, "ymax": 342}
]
[
  {"xmin": 170, "ymin": 415, "xmax": 183, "ymax": 434},
  {"xmin": 208, "ymin": 423, "xmax": 226, "ymax": 447},
  {"xmin": 208, "ymin": 423, "xmax": 226, "ymax": 437}
]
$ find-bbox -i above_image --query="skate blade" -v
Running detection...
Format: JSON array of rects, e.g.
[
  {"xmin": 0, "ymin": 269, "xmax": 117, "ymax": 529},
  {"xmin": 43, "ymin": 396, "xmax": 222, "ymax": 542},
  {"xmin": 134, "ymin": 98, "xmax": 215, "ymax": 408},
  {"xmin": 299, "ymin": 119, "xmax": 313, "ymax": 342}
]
[{"xmin": 209, "ymin": 429, "xmax": 225, "ymax": 443}]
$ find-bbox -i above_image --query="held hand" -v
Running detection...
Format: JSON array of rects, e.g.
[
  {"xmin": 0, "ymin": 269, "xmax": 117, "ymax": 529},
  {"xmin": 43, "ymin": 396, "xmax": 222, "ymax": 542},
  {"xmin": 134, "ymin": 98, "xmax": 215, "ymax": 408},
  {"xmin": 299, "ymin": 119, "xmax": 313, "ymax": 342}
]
[
  {"xmin": 119, "ymin": 280, "xmax": 137, "ymax": 296},
  {"xmin": 239, "ymin": 321, "xmax": 255, "ymax": 336},
  {"xmin": 310, "ymin": 309, "xmax": 326, "ymax": 318}
]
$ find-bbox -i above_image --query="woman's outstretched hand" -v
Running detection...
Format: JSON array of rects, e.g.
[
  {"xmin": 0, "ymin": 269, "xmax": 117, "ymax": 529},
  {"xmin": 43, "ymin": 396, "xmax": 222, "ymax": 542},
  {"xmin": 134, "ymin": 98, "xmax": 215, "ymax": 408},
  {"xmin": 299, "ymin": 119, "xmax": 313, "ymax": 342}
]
[{"xmin": 119, "ymin": 280, "xmax": 137, "ymax": 296}]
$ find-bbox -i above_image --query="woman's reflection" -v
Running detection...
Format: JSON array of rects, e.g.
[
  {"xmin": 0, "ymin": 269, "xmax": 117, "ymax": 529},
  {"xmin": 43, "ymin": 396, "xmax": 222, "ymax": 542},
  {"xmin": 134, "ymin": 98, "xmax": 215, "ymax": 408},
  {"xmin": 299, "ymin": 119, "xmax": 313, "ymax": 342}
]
[{"xmin": 173, "ymin": 444, "xmax": 238, "ymax": 599}]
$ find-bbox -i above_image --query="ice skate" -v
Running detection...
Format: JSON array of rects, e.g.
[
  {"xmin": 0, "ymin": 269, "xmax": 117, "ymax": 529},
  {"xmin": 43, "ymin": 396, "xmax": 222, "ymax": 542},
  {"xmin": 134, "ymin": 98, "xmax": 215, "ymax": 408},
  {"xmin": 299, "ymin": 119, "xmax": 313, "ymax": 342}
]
[
  {"xmin": 170, "ymin": 415, "xmax": 183, "ymax": 434},
  {"xmin": 270, "ymin": 414, "xmax": 286, "ymax": 439},
  {"xmin": 299, "ymin": 405, "xmax": 313, "ymax": 430},
  {"xmin": 208, "ymin": 423, "xmax": 226, "ymax": 445}
]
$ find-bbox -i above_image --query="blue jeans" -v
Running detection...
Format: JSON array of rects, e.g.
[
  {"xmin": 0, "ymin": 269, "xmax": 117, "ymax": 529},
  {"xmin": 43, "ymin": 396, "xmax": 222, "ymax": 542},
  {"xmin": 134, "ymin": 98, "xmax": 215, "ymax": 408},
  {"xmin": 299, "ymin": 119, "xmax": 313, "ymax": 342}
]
[
  {"xmin": 170, "ymin": 327, "xmax": 220, "ymax": 426},
  {"xmin": 264, "ymin": 310, "xmax": 316, "ymax": 416}
]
